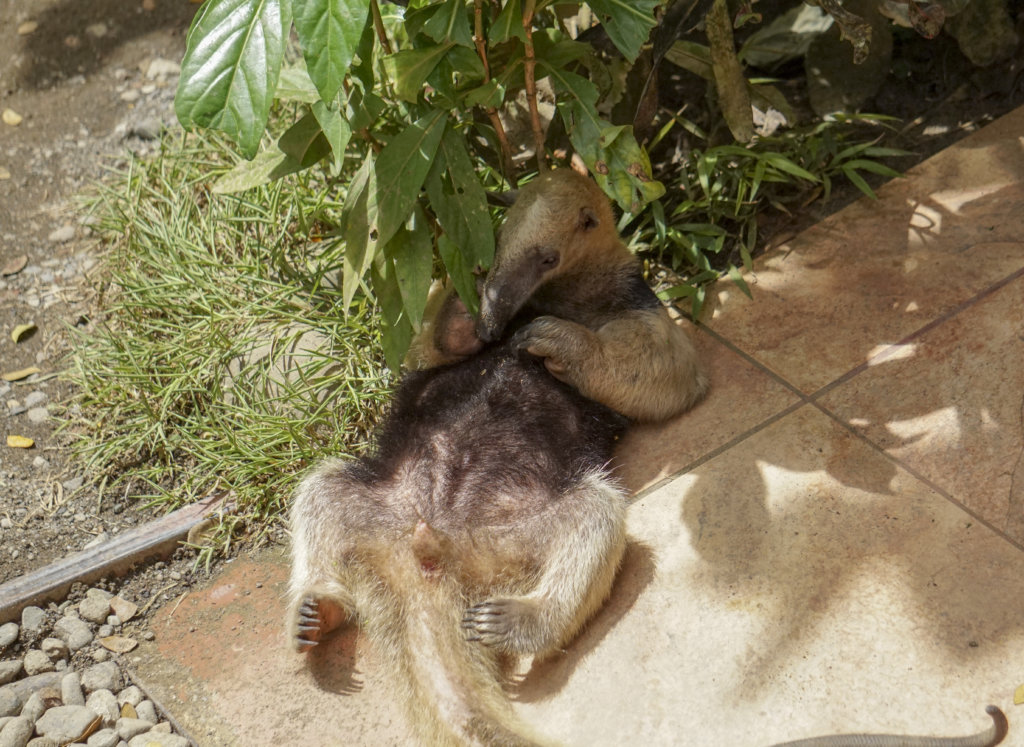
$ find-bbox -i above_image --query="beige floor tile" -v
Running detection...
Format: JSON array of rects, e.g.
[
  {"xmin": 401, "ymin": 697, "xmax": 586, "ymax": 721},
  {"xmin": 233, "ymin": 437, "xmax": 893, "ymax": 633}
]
[
  {"xmin": 706, "ymin": 106, "xmax": 1024, "ymax": 395},
  {"xmin": 819, "ymin": 273, "xmax": 1024, "ymax": 545},
  {"xmin": 517, "ymin": 405, "xmax": 1023, "ymax": 746},
  {"xmin": 614, "ymin": 329, "xmax": 799, "ymax": 494}
]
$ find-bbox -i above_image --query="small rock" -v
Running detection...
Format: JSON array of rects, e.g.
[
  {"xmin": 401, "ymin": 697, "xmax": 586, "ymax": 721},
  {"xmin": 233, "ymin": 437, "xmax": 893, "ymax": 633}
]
[
  {"xmin": 0, "ymin": 623, "xmax": 18, "ymax": 650},
  {"xmin": 62, "ymin": 477, "xmax": 84, "ymax": 492},
  {"xmin": 22, "ymin": 391, "xmax": 46, "ymax": 408},
  {"xmin": 25, "ymin": 738, "xmax": 58, "ymax": 747},
  {"xmin": 85, "ymin": 23, "xmax": 107, "ymax": 38},
  {"xmin": 83, "ymin": 534, "xmax": 109, "ymax": 551},
  {"xmin": 129, "ymin": 119, "xmax": 162, "ymax": 141},
  {"xmin": 114, "ymin": 687, "xmax": 142, "ymax": 709},
  {"xmin": 22, "ymin": 651, "xmax": 54, "ymax": 676},
  {"xmin": 127, "ymin": 732, "xmax": 188, "ymax": 747},
  {"xmin": 90, "ymin": 650, "xmax": 109, "ymax": 663},
  {"xmin": 26, "ymin": 407, "xmax": 48, "ymax": 424},
  {"xmin": 0, "ymin": 688, "xmax": 20, "ymax": 718},
  {"xmin": 119, "ymin": 90, "xmax": 140, "ymax": 104},
  {"xmin": 97, "ymin": 625, "xmax": 114, "ymax": 639},
  {"xmin": 47, "ymin": 226, "xmax": 75, "ymax": 244},
  {"xmin": 0, "ymin": 716, "xmax": 33, "ymax": 747},
  {"xmin": 133, "ymin": 701, "xmax": 156, "ymax": 725},
  {"xmin": 20, "ymin": 607, "xmax": 46, "ymax": 636},
  {"xmin": 80, "ymin": 662, "xmax": 120, "ymax": 695},
  {"xmin": 79, "ymin": 590, "xmax": 113, "ymax": 625},
  {"xmin": 145, "ymin": 58, "xmax": 180, "ymax": 79},
  {"xmin": 150, "ymin": 721, "xmax": 171, "ymax": 734},
  {"xmin": 105, "ymin": 616, "xmax": 121, "ymax": 629},
  {"xmin": 115, "ymin": 719, "xmax": 152, "ymax": 741},
  {"xmin": 53, "ymin": 617, "xmax": 93, "ymax": 652},
  {"xmin": 86, "ymin": 728, "xmax": 120, "ymax": 747},
  {"xmin": 139, "ymin": 632, "xmax": 154, "ymax": 642},
  {"xmin": 85, "ymin": 689, "xmax": 118, "ymax": 728},
  {"xmin": 40, "ymin": 638, "xmax": 67, "ymax": 662},
  {"xmin": 19, "ymin": 692, "xmax": 46, "ymax": 722},
  {"xmin": 0, "ymin": 661, "xmax": 21, "ymax": 687},
  {"xmin": 61, "ymin": 672, "xmax": 84, "ymax": 707},
  {"xmin": 35, "ymin": 706, "xmax": 101, "ymax": 744}
]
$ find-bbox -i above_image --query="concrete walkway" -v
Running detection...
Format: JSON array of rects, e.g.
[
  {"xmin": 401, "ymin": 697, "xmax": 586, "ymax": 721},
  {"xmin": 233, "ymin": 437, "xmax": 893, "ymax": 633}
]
[{"xmin": 131, "ymin": 106, "xmax": 1024, "ymax": 746}]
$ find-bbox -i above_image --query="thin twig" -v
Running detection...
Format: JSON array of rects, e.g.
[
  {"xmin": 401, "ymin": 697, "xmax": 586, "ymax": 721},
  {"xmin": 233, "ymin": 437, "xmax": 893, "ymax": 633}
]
[
  {"xmin": 370, "ymin": 0, "xmax": 393, "ymax": 55},
  {"xmin": 521, "ymin": 0, "xmax": 547, "ymax": 172},
  {"xmin": 473, "ymin": 0, "xmax": 517, "ymax": 183}
]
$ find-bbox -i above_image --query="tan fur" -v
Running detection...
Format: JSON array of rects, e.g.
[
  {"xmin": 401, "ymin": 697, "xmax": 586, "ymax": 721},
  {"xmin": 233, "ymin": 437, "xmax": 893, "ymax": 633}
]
[
  {"xmin": 419, "ymin": 169, "xmax": 708, "ymax": 422},
  {"xmin": 288, "ymin": 460, "xmax": 626, "ymax": 746}
]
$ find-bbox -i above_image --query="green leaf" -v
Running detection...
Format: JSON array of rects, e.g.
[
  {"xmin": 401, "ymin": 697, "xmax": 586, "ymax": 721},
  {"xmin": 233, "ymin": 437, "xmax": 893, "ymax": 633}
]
[
  {"xmin": 342, "ymin": 155, "xmax": 378, "ymax": 308},
  {"xmin": 841, "ymin": 165, "xmax": 877, "ymax": 199},
  {"xmin": 381, "ymin": 205, "xmax": 434, "ymax": 332},
  {"xmin": 840, "ymin": 158, "xmax": 903, "ymax": 179},
  {"xmin": 384, "ymin": 43, "xmax": 455, "ymax": 102},
  {"xmin": 422, "ymin": 0, "xmax": 474, "ymax": 48},
  {"xmin": 211, "ymin": 147, "xmax": 308, "ymax": 193},
  {"xmin": 490, "ymin": 0, "xmax": 526, "ymax": 43},
  {"xmin": 763, "ymin": 154, "xmax": 819, "ymax": 182},
  {"xmin": 275, "ymin": 65, "xmax": 320, "ymax": 103},
  {"xmin": 175, "ymin": 0, "xmax": 287, "ymax": 159},
  {"xmin": 425, "ymin": 128, "xmax": 495, "ymax": 310},
  {"xmin": 312, "ymin": 100, "xmax": 352, "ymax": 173},
  {"xmin": 463, "ymin": 79, "xmax": 506, "ymax": 109},
  {"xmin": 370, "ymin": 258, "xmax": 415, "ymax": 372},
  {"xmin": 727, "ymin": 265, "xmax": 752, "ymax": 298},
  {"xmin": 706, "ymin": 0, "xmax": 753, "ymax": 143},
  {"xmin": 437, "ymin": 235, "xmax": 480, "ymax": 317},
  {"xmin": 586, "ymin": 0, "xmax": 660, "ymax": 62},
  {"xmin": 664, "ymin": 40, "xmax": 713, "ymax": 80},
  {"xmin": 374, "ymin": 109, "xmax": 448, "ymax": 249},
  {"xmin": 544, "ymin": 64, "xmax": 664, "ymax": 212},
  {"xmin": 277, "ymin": 110, "xmax": 331, "ymax": 168},
  {"xmin": 293, "ymin": 0, "xmax": 371, "ymax": 102}
]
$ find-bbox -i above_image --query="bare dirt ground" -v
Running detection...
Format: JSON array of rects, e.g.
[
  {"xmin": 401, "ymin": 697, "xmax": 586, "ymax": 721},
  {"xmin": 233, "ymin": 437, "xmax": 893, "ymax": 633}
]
[
  {"xmin": 0, "ymin": 0, "xmax": 201, "ymax": 601},
  {"xmin": 1, "ymin": 0, "xmax": 1022, "ymax": 611}
]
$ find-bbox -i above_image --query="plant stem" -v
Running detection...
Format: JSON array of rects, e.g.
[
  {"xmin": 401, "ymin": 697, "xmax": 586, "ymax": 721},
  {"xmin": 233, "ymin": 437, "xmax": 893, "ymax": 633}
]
[
  {"xmin": 370, "ymin": 0, "xmax": 392, "ymax": 55},
  {"xmin": 521, "ymin": 0, "xmax": 547, "ymax": 172},
  {"xmin": 473, "ymin": 0, "xmax": 516, "ymax": 184}
]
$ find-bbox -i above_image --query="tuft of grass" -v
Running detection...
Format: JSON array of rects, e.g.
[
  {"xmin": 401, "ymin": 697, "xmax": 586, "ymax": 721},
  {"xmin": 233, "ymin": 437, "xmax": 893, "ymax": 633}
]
[{"xmin": 65, "ymin": 130, "xmax": 392, "ymax": 565}]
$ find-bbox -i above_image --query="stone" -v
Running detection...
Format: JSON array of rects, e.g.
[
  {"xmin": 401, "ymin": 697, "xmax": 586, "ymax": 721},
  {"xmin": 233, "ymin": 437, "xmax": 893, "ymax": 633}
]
[
  {"xmin": 25, "ymin": 738, "xmax": 57, "ymax": 747},
  {"xmin": 53, "ymin": 617, "xmax": 93, "ymax": 652},
  {"xmin": 129, "ymin": 119, "xmax": 162, "ymax": 141},
  {"xmin": 26, "ymin": 407, "xmax": 48, "ymax": 424},
  {"xmin": 0, "ymin": 623, "xmax": 18, "ymax": 649},
  {"xmin": 85, "ymin": 690, "xmax": 118, "ymax": 729},
  {"xmin": 35, "ymin": 706, "xmax": 101, "ymax": 744},
  {"xmin": 18, "ymin": 692, "xmax": 45, "ymax": 722},
  {"xmin": 40, "ymin": 638, "xmax": 67, "ymax": 662},
  {"xmin": 79, "ymin": 663, "xmax": 120, "ymax": 695},
  {"xmin": 149, "ymin": 722, "xmax": 171, "ymax": 734},
  {"xmin": 114, "ymin": 719, "xmax": 151, "ymax": 741},
  {"xmin": 133, "ymin": 701, "xmax": 156, "ymax": 725},
  {"xmin": 86, "ymin": 728, "xmax": 119, "ymax": 747},
  {"xmin": 0, "ymin": 662, "xmax": 21, "ymax": 687},
  {"xmin": 61, "ymin": 673, "xmax": 84, "ymax": 707},
  {"xmin": 113, "ymin": 687, "xmax": 141, "ymax": 708},
  {"xmin": 79, "ymin": 590, "xmax": 113, "ymax": 625},
  {"xmin": 127, "ymin": 733, "xmax": 188, "ymax": 747},
  {"xmin": 145, "ymin": 58, "xmax": 180, "ymax": 79},
  {"xmin": 47, "ymin": 226, "xmax": 75, "ymax": 244},
  {"xmin": 22, "ymin": 391, "xmax": 46, "ymax": 408},
  {"xmin": 21, "ymin": 651, "xmax": 53, "ymax": 676},
  {"xmin": 96, "ymin": 626, "xmax": 113, "ymax": 640},
  {"xmin": 62, "ymin": 476, "xmax": 84, "ymax": 492},
  {"xmin": 19, "ymin": 608, "xmax": 46, "ymax": 636},
  {"xmin": 0, "ymin": 688, "xmax": 20, "ymax": 718},
  {"xmin": 0, "ymin": 716, "xmax": 33, "ymax": 747}
]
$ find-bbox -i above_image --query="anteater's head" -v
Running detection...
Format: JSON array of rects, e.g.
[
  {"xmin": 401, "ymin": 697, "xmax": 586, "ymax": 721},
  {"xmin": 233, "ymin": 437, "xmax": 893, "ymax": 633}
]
[{"xmin": 476, "ymin": 169, "xmax": 618, "ymax": 342}]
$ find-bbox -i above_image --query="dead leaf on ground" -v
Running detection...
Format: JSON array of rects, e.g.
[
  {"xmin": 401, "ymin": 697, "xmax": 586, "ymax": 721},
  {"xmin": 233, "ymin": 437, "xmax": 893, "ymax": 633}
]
[
  {"xmin": 110, "ymin": 595, "xmax": 139, "ymax": 622},
  {"xmin": 7, "ymin": 435, "xmax": 35, "ymax": 449},
  {"xmin": 99, "ymin": 635, "xmax": 138, "ymax": 653},
  {"xmin": 0, "ymin": 167, "xmax": 10, "ymax": 180},
  {"xmin": 1014, "ymin": 683, "xmax": 1024, "ymax": 705},
  {"xmin": 121, "ymin": 701, "xmax": 138, "ymax": 719},
  {"xmin": 2, "ymin": 366, "xmax": 41, "ymax": 381},
  {"xmin": 11, "ymin": 323, "xmax": 37, "ymax": 343},
  {"xmin": 17, "ymin": 21, "xmax": 38, "ymax": 35},
  {"xmin": 2, "ymin": 109, "xmax": 23, "ymax": 126},
  {"xmin": 1, "ymin": 254, "xmax": 27, "ymax": 276}
]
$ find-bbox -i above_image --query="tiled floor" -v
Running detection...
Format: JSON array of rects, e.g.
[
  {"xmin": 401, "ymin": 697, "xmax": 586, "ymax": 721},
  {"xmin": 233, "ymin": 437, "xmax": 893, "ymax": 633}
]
[{"xmin": 132, "ymin": 106, "xmax": 1024, "ymax": 746}]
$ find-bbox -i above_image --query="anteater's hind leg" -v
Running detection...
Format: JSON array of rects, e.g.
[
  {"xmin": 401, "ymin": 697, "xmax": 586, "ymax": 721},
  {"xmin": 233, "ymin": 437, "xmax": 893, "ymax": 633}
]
[
  {"xmin": 462, "ymin": 471, "xmax": 627, "ymax": 658},
  {"xmin": 287, "ymin": 458, "xmax": 386, "ymax": 652}
]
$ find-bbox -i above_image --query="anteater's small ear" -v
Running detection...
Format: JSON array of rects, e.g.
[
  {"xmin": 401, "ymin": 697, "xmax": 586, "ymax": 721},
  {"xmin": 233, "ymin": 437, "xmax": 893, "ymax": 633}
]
[{"xmin": 578, "ymin": 206, "xmax": 599, "ymax": 231}]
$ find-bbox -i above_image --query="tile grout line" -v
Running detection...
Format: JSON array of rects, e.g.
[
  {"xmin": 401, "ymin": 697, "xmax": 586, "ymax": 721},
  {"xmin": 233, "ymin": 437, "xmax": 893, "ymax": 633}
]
[{"xmin": 809, "ymin": 397, "xmax": 1024, "ymax": 554}]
